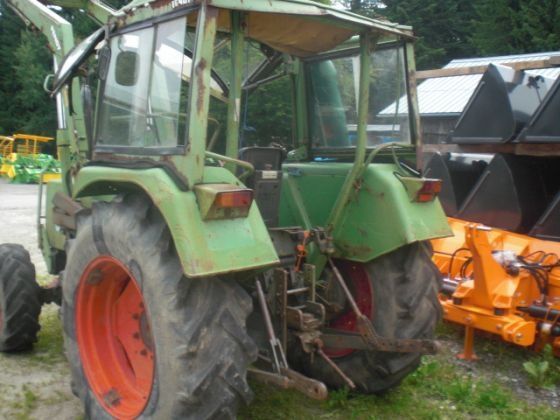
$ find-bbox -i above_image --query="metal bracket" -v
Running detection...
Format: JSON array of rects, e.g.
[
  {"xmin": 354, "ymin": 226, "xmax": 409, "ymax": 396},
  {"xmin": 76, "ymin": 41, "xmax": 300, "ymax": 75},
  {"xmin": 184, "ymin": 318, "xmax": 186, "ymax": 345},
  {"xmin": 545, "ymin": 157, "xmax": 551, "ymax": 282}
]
[
  {"xmin": 254, "ymin": 279, "xmax": 329, "ymax": 400},
  {"xmin": 328, "ymin": 258, "xmax": 439, "ymax": 354},
  {"xmin": 248, "ymin": 367, "xmax": 328, "ymax": 400}
]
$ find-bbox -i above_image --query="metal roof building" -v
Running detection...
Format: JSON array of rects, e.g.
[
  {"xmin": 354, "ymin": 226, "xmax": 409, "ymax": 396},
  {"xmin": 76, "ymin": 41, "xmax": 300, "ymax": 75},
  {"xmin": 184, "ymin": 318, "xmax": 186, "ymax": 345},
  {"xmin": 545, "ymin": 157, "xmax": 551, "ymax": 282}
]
[
  {"xmin": 382, "ymin": 51, "xmax": 560, "ymax": 143},
  {"xmin": 418, "ymin": 51, "xmax": 560, "ymax": 117}
]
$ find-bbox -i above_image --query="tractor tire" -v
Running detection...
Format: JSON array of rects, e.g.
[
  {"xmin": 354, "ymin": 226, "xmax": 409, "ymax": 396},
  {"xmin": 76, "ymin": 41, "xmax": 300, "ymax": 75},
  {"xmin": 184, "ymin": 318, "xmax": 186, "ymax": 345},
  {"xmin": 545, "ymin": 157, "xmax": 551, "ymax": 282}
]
[
  {"xmin": 296, "ymin": 242, "xmax": 441, "ymax": 393},
  {"xmin": 0, "ymin": 244, "xmax": 41, "ymax": 352},
  {"xmin": 62, "ymin": 195, "xmax": 258, "ymax": 419}
]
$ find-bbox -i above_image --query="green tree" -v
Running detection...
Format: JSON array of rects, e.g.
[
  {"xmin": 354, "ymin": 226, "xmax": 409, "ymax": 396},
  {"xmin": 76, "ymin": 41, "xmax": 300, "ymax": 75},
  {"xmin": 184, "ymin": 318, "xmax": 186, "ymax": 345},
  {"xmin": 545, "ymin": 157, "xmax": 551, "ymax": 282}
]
[
  {"xmin": 471, "ymin": 0, "xmax": 524, "ymax": 55},
  {"xmin": 242, "ymin": 76, "xmax": 293, "ymax": 148},
  {"xmin": 336, "ymin": 0, "xmax": 477, "ymax": 70},
  {"xmin": 520, "ymin": 0, "xmax": 560, "ymax": 52},
  {"xmin": 471, "ymin": 0, "xmax": 560, "ymax": 56},
  {"xmin": 0, "ymin": 0, "xmax": 103, "ymax": 137},
  {"xmin": 382, "ymin": 0, "xmax": 477, "ymax": 69},
  {"xmin": 11, "ymin": 30, "xmax": 56, "ymax": 136},
  {"xmin": 0, "ymin": 0, "xmax": 25, "ymax": 134}
]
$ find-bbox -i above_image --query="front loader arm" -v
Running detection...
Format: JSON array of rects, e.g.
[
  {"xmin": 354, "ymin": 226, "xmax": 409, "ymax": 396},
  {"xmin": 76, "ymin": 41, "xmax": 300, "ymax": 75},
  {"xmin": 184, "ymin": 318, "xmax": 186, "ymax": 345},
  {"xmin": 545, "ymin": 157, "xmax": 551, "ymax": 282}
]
[
  {"xmin": 5, "ymin": 0, "xmax": 109, "ymax": 193},
  {"xmin": 47, "ymin": 0, "xmax": 117, "ymax": 24},
  {"xmin": 7, "ymin": 0, "xmax": 74, "ymax": 62},
  {"xmin": 7, "ymin": 0, "xmax": 79, "ymax": 193}
]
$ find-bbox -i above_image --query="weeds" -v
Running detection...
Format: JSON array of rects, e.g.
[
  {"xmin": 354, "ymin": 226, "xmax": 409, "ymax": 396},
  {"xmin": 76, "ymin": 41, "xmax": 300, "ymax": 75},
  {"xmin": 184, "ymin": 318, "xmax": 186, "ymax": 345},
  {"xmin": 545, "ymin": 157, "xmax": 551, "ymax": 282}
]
[
  {"xmin": 523, "ymin": 358, "xmax": 550, "ymax": 388},
  {"xmin": 239, "ymin": 354, "xmax": 556, "ymax": 419},
  {"xmin": 326, "ymin": 387, "xmax": 351, "ymax": 409},
  {"xmin": 12, "ymin": 385, "xmax": 38, "ymax": 419},
  {"xmin": 523, "ymin": 344, "xmax": 560, "ymax": 388}
]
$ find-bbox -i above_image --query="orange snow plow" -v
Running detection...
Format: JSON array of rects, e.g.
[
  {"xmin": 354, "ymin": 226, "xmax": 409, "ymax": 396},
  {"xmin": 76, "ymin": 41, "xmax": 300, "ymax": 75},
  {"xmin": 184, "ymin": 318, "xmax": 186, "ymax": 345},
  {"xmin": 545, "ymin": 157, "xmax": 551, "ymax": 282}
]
[{"xmin": 432, "ymin": 218, "xmax": 560, "ymax": 359}]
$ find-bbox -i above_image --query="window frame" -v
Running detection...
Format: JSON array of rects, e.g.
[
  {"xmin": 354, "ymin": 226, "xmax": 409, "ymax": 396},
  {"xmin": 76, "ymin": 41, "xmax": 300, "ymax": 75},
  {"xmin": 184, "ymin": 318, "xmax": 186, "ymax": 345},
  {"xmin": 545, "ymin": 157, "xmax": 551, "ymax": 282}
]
[
  {"xmin": 302, "ymin": 40, "xmax": 416, "ymax": 159},
  {"xmin": 93, "ymin": 6, "xmax": 199, "ymax": 157}
]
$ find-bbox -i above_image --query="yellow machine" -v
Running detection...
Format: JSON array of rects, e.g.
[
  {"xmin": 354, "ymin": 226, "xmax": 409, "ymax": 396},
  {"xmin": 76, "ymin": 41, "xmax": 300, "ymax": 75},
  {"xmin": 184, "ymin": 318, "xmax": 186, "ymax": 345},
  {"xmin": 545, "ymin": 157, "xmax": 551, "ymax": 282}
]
[
  {"xmin": 0, "ymin": 134, "xmax": 54, "ymax": 156},
  {"xmin": 432, "ymin": 218, "xmax": 560, "ymax": 359},
  {"xmin": 0, "ymin": 134, "xmax": 59, "ymax": 182},
  {"xmin": 12, "ymin": 134, "xmax": 54, "ymax": 155},
  {"xmin": 0, "ymin": 136, "xmax": 14, "ymax": 157}
]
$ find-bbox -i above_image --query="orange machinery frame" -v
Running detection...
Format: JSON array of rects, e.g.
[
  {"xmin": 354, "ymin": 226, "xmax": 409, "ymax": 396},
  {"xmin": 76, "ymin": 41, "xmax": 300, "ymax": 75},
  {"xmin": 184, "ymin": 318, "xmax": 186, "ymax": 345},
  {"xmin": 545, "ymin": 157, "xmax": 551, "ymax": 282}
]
[{"xmin": 432, "ymin": 218, "xmax": 560, "ymax": 359}]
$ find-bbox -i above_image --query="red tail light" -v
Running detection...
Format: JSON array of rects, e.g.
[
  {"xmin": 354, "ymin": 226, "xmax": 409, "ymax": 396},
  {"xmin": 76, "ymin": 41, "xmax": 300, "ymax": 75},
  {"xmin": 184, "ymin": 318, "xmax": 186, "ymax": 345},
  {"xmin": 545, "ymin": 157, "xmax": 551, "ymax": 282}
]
[
  {"xmin": 416, "ymin": 179, "xmax": 442, "ymax": 202},
  {"xmin": 213, "ymin": 190, "xmax": 253, "ymax": 209}
]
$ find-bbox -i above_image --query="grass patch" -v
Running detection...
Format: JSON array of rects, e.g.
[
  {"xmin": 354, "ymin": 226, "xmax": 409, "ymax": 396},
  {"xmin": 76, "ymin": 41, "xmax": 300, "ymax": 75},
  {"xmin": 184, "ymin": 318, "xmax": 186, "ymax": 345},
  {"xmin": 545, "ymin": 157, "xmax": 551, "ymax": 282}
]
[
  {"xmin": 11, "ymin": 385, "xmax": 38, "ymax": 420},
  {"xmin": 523, "ymin": 344, "xmax": 560, "ymax": 389},
  {"xmin": 28, "ymin": 304, "xmax": 65, "ymax": 366},
  {"xmin": 240, "ymin": 357, "xmax": 558, "ymax": 419}
]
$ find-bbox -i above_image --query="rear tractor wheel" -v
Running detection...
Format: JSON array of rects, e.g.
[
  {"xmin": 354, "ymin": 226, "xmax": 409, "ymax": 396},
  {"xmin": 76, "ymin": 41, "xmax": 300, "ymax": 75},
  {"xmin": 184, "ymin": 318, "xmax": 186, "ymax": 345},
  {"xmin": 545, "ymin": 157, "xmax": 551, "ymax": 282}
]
[
  {"xmin": 296, "ymin": 242, "xmax": 442, "ymax": 393},
  {"xmin": 0, "ymin": 244, "xmax": 41, "ymax": 352},
  {"xmin": 62, "ymin": 195, "xmax": 257, "ymax": 419}
]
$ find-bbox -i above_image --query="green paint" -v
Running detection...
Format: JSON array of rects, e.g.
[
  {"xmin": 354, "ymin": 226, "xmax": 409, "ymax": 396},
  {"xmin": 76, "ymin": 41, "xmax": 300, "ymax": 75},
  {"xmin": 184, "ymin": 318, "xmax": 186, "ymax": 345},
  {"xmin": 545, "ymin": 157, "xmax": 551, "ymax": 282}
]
[
  {"xmin": 280, "ymin": 162, "xmax": 451, "ymax": 262},
  {"xmin": 40, "ymin": 180, "xmax": 67, "ymax": 273},
  {"xmin": 182, "ymin": 4, "xmax": 218, "ymax": 185},
  {"xmin": 73, "ymin": 165, "xmax": 279, "ymax": 278},
  {"xmin": 224, "ymin": 11, "xmax": 244, "ymax": 171},
  {"xmin": 325, "ymin": 34, "xmax": 373, "ymax": 233}
]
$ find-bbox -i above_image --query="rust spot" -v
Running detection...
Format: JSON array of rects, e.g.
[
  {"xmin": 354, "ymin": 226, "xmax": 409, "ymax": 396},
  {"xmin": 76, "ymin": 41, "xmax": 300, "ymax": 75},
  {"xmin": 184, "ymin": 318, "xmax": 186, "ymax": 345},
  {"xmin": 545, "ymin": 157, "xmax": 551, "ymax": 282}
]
[
  {"xmin": 86, "ymin": 269, "xmax": 103, "ymax": 285},
  {"xmin": 149, "ymin": 0, "xmax": 172, "ymax": 9},
  {"xmin": 196, "ymin": 58, "xmax": 207, "ymax": 114},
  {"xmin": 103, "ymin": 388, "xmax": 121, "ymax": 407},
  {"xmin": 337, "ymin": 241, "xmax": 373, "ymax": 257}
]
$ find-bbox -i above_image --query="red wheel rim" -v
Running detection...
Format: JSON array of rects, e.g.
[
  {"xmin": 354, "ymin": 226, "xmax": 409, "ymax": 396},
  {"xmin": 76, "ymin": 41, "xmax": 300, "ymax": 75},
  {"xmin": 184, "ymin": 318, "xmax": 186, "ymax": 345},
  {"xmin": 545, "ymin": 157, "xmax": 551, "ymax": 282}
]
[
  {"xmin": 76, "ymin": 256, "xmax": 155, "ymax": 419},
  {"xmin": 324, "ymin": 261, "xmax": 373, "ymax": 358}
]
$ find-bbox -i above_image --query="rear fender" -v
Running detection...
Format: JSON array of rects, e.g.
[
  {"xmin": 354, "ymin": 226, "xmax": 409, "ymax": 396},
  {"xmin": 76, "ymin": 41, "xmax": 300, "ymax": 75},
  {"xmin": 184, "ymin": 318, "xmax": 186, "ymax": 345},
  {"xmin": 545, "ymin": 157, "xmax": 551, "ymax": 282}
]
[
  {"xmin": 334, "ymin": 164, "xmax": 451, "ymax": 261},
  {"xmin": 279, "ymin": 162, "xmax": 451, "ymax": 262},
  {"xmin": 73, "ymin": 166, "xmax": 279, "ymax": 277}
]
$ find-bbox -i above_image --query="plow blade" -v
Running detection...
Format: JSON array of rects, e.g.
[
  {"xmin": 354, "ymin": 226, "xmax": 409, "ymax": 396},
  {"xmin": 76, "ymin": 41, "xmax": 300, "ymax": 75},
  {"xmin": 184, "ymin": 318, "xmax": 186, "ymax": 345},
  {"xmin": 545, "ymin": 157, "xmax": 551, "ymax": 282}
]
[
  {"xmin": 450, "ymin": 64, "xmax": 553, "ymax": 144},
  {"xmin": 432, "ymin": 217, "xmax": 560, "ymax": 358},
  {"xmin": 530, "ymin": 191, "xmax": 560, "ymax": 242},
  {"xmin": 456, "ymin": 154, "xmax": 548, "ymax": 233},
  {"xmin": 423, "ymin": 152, "xmax": 490, "ymax": 216},
  {"xmin": 518, "ymin": 76, "xmax": 560, "ymax": 143}
]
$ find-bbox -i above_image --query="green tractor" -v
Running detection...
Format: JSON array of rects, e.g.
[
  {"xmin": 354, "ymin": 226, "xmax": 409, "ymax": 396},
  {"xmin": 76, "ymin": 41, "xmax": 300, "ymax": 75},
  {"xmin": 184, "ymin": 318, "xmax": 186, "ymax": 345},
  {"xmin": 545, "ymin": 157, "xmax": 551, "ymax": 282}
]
[{"xmin": 1, "ymin": 0, "xmax": 450, "ymax": 417}]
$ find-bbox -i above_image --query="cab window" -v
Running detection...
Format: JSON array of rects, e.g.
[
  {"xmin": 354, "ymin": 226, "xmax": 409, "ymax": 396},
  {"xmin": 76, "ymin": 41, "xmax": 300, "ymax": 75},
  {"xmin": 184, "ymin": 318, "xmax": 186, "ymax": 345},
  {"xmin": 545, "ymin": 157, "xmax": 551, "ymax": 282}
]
[{"xmin": 96, "ymin": 15, "xmax": 195, "ymax": 151}]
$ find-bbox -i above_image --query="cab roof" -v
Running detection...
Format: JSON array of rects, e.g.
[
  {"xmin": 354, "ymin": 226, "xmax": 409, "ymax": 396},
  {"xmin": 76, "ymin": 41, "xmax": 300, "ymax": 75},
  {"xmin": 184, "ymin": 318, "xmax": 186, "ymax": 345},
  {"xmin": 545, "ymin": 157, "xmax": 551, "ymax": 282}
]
[{"xmin": 115, "ymin": 0, "xmax": 413, "ymax": 57}]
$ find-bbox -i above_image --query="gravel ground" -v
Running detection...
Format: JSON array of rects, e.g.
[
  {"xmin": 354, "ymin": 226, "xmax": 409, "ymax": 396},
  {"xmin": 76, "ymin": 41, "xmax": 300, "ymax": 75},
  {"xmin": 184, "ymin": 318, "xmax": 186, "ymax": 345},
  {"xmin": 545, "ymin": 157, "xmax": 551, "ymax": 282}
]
[
  {"xmin": 437, "ymin": 327, "xmax": 560, "ymax": 410},
  {"xmin": 0, "ymin": 179, "xmax": 82, "ymax": 419}
]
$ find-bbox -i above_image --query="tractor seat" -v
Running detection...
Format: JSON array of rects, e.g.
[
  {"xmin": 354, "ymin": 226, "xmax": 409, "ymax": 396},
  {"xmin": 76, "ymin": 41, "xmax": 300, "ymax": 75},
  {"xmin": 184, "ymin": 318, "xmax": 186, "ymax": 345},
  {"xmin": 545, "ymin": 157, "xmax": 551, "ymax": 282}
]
[
  {"xmin": 238, "ymin": 147, "xmax": 285, "ymax": 171},
  {"xmin": 238, "ymin": 147, "xmax": 285, "ymax": 227}
]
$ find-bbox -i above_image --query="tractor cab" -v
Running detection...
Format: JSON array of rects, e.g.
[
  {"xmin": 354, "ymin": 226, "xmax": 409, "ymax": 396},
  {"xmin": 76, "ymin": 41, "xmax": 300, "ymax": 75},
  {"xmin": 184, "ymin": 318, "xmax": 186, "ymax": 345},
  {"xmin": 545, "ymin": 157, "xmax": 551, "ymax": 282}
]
[
  {"xmin": 51, "ymin": 1, "xmax": 442, "ymax": 256},
  {"xmin": 52, "ymin": 1, "xmax": 418, "ymax": 172}
]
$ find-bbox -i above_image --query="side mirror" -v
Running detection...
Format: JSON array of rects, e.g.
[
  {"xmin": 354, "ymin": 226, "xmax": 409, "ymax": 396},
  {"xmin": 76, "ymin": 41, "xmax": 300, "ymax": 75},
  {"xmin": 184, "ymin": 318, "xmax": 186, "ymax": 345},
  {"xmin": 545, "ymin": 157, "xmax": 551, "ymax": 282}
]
[
  {"xmin": 98, "ymin": 45, "xmax": 111, "ymax": 81},
  {"xmin": 115, "ymin": 51, "xmax": 139, "ymax": 86},
  {"xmin": 81, "ymin": 84, "xmax": 94, "ymax": 157}
]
